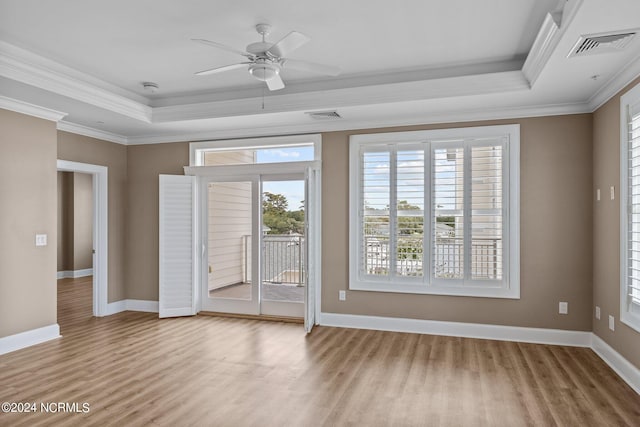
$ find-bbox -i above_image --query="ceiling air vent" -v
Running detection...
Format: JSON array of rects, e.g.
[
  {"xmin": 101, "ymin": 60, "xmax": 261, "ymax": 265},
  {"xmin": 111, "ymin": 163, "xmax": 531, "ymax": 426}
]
[
  {"xmin": 568, "ymin": 31, "xmax": 637, "ymax": 57},
  {"xmin": 305, "ymin": 110, "xmax": 342, "ymax": 120}
]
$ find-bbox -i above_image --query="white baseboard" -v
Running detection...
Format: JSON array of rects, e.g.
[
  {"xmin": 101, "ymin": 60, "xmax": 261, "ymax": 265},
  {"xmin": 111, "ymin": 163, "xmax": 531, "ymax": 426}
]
[
  {"xmin": 56, "ymin": 268, "xmax": 93, "ymax": 279},
  {"xmin": 591, "ymin": 334, "xmax": 640, "ymax": 395},
  {"xmin": 0, "ymin": 324, "xmax": 61, "ymax": 355},
  {"xmin": 319, "ymin": 312, "xmax": 592, "ymax": 347},
  {"xmin": 105, "ymin": 299, "xmax": 159, "ymax": 315},
  {"xmin": 104, "ymin": 300, "xmax": 126, "ymax": 316}
]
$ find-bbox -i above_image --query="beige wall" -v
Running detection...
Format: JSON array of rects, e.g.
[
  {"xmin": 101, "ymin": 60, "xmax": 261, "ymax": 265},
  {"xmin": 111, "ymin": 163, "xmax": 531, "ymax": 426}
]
[
  {"xmin": 0, "ymin": 109, "xmax": 57, "ymax": 337},
  {"xmin": 57, "ymin": 171, "xmax": 73, "ymax": 271},
  {"xmin": 121, "ymin": 115, "xmax": 593, "ymax": 334},
  {"xmin": 56, "ymin": 172, "xmax": 93, "ymax": 271},
  {"xmin": 125, "ymin": 142, "xmax": 189, "ymax": 300},
  {"xmin": 72, "ymin": 172, "xmax": 93, "ymax": 270},
  {"xmin": 57, "ymin": 131, "xmax": 127, "ymax": 302},
  {"xmin": 322, "ymin": 115, "xmax": 594, "ymax": 331},
  {"xmin": 593, "ymin": 76, "xmax": 640, "ymax": 368}
]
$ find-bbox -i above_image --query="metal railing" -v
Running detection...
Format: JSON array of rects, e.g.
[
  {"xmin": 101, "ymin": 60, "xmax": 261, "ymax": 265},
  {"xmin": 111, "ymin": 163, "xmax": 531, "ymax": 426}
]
[
  {"xmin": 365, "ymin": 236, "xmax": 501, "ymax": 279},
  {"xmin": 243, "ymin": 234, "xmax": 306, "ymax": 286}
]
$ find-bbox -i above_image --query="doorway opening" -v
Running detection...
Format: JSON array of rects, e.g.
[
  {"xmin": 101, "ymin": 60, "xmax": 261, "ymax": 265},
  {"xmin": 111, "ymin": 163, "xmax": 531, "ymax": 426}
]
[
  {"xmin": 56, "ymin": 160, "xmax": 108, "ymax": 318},
  {"xmin": 165, "ymin": 134, "xmax": 321, "ymax": 331},
  {"xmin": 204, "ymin": 176, "xmax": 307, "ymax": 318},
  {"xmin": 57, "ymin": 171, "xmax": 94, "ymax": 328}
]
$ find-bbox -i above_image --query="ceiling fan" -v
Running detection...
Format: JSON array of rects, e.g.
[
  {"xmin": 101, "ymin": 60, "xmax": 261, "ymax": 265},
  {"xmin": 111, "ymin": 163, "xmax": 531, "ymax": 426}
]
[{"xmin": 192, "ymin": 23, "xmax": 341, "ymax": 91}]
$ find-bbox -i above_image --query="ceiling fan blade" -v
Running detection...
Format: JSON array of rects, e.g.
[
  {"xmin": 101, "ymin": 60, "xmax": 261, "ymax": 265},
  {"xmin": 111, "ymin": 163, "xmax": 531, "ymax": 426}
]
[
  {"xmin": 265, "ymin": 73, "xmax": 285, "ymax": 91},
  {"xmin": 266, "ymin": 31, "xmax": 310, "ymax": 58},
  {"xmin": 191, "ymin": 38, "xmax": 254, "ymax": 59},
  {"xmin": 195, "ymin": 62, "xmax": 250, "ymax": 76},
  {"xmin": 281, "ymin": 58, "xmax": 341, "ymax": 76}
]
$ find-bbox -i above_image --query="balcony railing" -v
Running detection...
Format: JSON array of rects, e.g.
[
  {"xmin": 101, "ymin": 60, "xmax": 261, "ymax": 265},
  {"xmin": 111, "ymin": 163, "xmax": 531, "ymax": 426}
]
[
  {"xmin": 365, "ymin": 236, "xmax": 502, "ymax": 279},
  {"xmin": 243, "ymin": 234, "xmax": 305, "ymax": 286}
]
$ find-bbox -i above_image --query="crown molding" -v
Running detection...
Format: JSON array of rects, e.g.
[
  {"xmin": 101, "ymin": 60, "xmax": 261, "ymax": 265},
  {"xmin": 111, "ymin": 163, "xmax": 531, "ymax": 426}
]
[
  {"xmin": 522, "ymin": 0, "xmax": 583, "ymax": 87},
  {"xmin": 57, "ymin": 121, "xmax": 128, "ymax": 145},
  {"xmin": 152, "ymin": 70, "xmax": 530, "ymax": 123},
  {"xmin": 128, "ymin": 101, "xmax": 590, "ymax": 145},
  {"xmin": 0, "ymin": 41, "xmax": 152, "ymax": 123},
  {"xmin": 0, "ymin": 95, "xmax": 67, "ymax": 121},
  {"xmin": 588, "ymin": 53, "xmax": 640, "ymax": 111}
]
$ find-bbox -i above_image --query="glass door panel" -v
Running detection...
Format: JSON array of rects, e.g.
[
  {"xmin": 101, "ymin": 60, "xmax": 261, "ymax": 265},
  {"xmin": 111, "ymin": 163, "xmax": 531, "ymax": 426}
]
[
  {"xmin": 260, "ymin": 178, "xmax": 305, "ymax": 317},
  {"xmin": 202, "ymin": 179, "xmax": 259, "ymax": 315}
]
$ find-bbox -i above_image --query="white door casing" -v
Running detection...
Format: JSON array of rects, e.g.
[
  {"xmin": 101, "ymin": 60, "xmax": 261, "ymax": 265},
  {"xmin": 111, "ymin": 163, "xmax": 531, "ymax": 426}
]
[{"xmin": 57, "ymin": 160, "xmax": 108, "ymax": 317}]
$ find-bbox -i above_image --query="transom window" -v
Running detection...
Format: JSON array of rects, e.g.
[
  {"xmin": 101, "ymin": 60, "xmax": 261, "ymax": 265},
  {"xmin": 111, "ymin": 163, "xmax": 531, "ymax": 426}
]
[
  {"xmin": 620, "ymin": 81, "xmax": 640, "ymax": 333},
  {"xmin": 349, "ymin": 125, "xmax": 520, "ymax": 298},
  {"xmin": 190, "ymin": 134, "xmax": 320, "ymax": 167}
]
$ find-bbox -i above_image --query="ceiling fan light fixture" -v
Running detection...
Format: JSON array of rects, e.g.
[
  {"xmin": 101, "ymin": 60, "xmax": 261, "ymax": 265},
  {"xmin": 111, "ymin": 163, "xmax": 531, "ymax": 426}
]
[{"xmin": 248, "ymin": 63, "xmax": 280, "ymax": 81}]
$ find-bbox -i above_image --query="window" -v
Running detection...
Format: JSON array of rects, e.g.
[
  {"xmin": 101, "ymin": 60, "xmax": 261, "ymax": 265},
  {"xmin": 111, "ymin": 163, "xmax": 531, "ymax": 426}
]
[
  {"xmin": 620, "ymin": 82, "xmax": 640, "ymax": 333},
  {"xmin": 349, "ymin": 125, "xmax": 519, "ymax": 298},
  {"xmin": 190, "ymin": 134, "xmax": 320, "ymax": 166}
]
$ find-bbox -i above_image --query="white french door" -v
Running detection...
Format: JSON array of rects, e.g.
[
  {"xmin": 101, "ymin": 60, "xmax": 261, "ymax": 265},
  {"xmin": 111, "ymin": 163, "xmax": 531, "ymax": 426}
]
[
  {"xmin": 160, "ymin": 162, "xmax": 320, "ymax": 331},
  {"xmin": 197, "ymin": 167, "xmax": 318, "ymax": 325}
]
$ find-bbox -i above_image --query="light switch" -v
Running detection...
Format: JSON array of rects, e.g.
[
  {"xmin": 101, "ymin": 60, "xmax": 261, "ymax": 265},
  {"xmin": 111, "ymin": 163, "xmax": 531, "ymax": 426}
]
[
  {"xmin": 35, "ymin": 234, "xmax": 47, "ymax": 247},
  {"xmin": 559, "ymin": 302, "xmax": 568, "ymax": 315},
  {"xmin": 596, "ymin": 188, "xmax": 600, "ymax": 201},
  {"xmin": 610, "ymin": 186, "xmax": 615, "ymax": 200},
  {"xmin": 609, "ymin": 315, "xmax": 615, "ymax": 331},
  {"xmin": 595, "ymin": 306, "xmax": 601, "ymax": 320}
]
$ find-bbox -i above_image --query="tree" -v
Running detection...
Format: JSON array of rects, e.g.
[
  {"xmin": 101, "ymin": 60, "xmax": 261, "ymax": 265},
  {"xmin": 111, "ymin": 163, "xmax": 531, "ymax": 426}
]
[
  {"xmin": 263, "ymin": 192, "xmax": 305, "ymax": 234},
  {"xmin": 263, "ymin": 192, "xmax": 288, "ymax": 215}
]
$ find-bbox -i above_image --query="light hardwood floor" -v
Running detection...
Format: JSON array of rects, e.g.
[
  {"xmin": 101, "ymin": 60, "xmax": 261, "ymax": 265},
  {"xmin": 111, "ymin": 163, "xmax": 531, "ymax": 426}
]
[{"xmin": 0, "ymin": 277, "xmax": 639, "ymax": 426}]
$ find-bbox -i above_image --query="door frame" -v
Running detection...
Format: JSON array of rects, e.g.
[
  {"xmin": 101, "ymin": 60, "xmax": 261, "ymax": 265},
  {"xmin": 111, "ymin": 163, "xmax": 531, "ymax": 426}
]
[
  {"xmin": 57, "ymin": 160, "xmax": 108, "ymax": 317},
  {"xmin": 186, "ymin": 160, "xmax": 321, "ymax": 323}
]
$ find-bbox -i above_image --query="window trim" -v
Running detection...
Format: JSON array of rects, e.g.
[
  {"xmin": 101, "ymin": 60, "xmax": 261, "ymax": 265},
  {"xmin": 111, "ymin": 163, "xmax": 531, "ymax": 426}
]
[
  {"xmin": 619, "ymin": 82, "xmax": 640, "ymax": 333},
  {"xmin": 349, "ymin": 124, "xmax": 520, "ymax": 299}
]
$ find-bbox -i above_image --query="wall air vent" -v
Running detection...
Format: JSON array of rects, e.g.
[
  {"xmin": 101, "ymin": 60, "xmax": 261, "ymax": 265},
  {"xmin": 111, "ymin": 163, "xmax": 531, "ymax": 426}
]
[
  {"xmin": 568, "ymin": 31, "xmax": 637, "ymax": 57},
  {"xmin": 305, "ymin": 110, "xmax": 342, "ymax": 120}
]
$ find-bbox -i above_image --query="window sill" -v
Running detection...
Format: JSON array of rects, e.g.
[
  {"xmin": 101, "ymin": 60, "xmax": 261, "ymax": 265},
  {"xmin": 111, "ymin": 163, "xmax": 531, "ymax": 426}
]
[{"xmin": 620, "ymin": 310, "xmax": 640, "ymax": 334}]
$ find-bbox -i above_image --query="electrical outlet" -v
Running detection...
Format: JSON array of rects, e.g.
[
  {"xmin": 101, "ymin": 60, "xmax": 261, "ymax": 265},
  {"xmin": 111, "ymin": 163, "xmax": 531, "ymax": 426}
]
[
  {"xmin": 609, "ymin": 315, "xmax": 615, "ymax": 331},
  {"xmin": 35, "ymin": 234, "xmax": 47, "ymax": 247},
  {"xmin": 559, "ymin": 302, "xmax": 568, "ymax": 315},
  {"xmin": 339, "ymin": 290, "xmax": 346, "ymax": 301},
  {"xmin": 595, "ymin": 306, "xmax": 601, "ymax": 320}
]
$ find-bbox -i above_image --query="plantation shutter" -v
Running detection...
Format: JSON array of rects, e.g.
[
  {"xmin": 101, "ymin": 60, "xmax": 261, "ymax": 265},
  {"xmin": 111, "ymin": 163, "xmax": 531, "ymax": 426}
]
[
  {"xmin": 395, "ymin": 148, "xmax": 425, "ymax": 278},
  {"xmin": 470, "ymin": 142, "xmax": 505, "ymax": 281},
  {"xmin": 432, "ymin": 144, "xmax": 465, "ymax": 281},
  {"xmin": 361, "ymin": 148, "xmax": 391, "ymax": 277},
  {"xmin": 626, "ymin": 101, "xmax": 640, "ymax": 310},
  {"xmin": 159, "ymin": 175, "xmax": 197, "ymax": 318}
]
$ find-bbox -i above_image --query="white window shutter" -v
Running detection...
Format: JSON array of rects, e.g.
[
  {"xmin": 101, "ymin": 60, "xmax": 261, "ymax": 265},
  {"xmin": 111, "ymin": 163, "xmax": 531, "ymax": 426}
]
[{"xmin": 159, "ymin": 175, "xmax": 197, "ymax": 318}]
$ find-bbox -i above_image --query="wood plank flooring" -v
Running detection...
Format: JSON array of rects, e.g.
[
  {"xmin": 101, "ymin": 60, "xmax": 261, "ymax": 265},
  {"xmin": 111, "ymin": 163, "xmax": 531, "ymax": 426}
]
[{"xmin": 0, "ymin": 277, "xmax": 638, "ymax": 426}]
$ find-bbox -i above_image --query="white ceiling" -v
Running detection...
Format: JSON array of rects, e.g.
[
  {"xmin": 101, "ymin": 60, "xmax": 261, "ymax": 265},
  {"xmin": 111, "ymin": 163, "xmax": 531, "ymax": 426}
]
[{"xmin": 1, "ymin": 0, "xmax": 640, "ymax": 144}]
